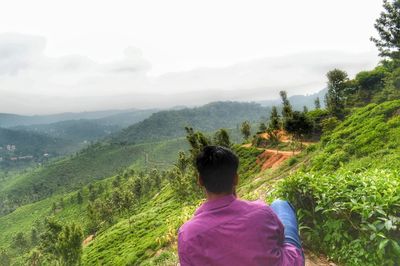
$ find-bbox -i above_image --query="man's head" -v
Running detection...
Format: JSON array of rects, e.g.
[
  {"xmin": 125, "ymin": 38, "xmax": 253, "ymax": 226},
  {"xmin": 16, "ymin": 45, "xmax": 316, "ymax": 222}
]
[{"xmin": 195, "ymin": 146, "xmax": 239, "ymax": 194}]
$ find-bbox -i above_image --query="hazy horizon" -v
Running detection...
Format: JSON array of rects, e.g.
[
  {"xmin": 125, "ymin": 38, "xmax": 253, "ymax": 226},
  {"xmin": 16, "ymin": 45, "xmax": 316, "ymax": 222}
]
[{"xmin": 0, "ymin": 0, "xmax": 382, "ymax": 115}]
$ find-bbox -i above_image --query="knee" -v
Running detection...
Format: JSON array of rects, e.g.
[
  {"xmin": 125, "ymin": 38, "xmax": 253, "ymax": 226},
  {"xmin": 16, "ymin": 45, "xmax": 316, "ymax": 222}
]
[
  {"xmin": 271, "ymin": 199, "xmax": 296, "ymax": 211},
  {"xmin": 271, "ymin": 199, "xmax": 288, "ymax": 208}
]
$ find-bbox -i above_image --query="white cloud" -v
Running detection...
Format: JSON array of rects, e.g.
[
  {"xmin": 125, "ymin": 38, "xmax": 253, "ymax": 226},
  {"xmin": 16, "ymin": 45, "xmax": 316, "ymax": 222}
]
[
  {"xmin": 0, "ymin": 33, "xmax": 380, "ymax": 114},
  {"xmin": 0, "ymin": 33, "xmax": 45, "ymax": 75}
]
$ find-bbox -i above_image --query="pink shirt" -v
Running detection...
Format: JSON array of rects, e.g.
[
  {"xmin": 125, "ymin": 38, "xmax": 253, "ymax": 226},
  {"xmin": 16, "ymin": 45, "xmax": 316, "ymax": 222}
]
[{"xmin": 178, "ymin": 195, "xmax": 304, "ymax": 266}]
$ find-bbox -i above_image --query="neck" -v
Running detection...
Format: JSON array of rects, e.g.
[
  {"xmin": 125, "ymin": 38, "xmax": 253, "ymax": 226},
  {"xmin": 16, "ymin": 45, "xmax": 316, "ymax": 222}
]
[{"xmin": 205, "ymin": 191, "xmax": 234, "ymax": 201}]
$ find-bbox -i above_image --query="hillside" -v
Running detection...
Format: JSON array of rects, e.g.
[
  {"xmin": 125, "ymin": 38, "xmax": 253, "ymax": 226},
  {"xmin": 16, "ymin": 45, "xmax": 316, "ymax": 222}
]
[
  {"xmin": 0, "ymin": 108, "xmax": 155, "ymax": 128},
  {"xmin": 12, "ymin": 119, "xmax": 121, "ymax": 143},
  {"xmin": 0, "ymin": 138, "xmax": 188, "ymax": 216},
  {"xmin": 80, "ymin": 100, "xmax": 400, "ymax": 265},
  {"xmin": 0, "ymin": 127, "xmax": 71, "ymax": 170},
  {"xmin": 275, "ymin": 100, "xmax": 400, "ymax": 265},
  {"xmin": 1, "ymin": 99, "xmax": 399, "ymax": 265},
  {"xmin": 112, "ymin": 101, "xmax": 269, "ymax": 144}
]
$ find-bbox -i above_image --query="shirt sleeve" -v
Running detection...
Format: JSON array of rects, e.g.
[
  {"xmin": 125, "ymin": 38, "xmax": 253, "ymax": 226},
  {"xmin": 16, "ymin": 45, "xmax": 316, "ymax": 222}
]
[
  {"xmin": 178, "ymin": 231, "xmax": 192, "ymax": 266},
  {"xmin": 268, "ymin": 208, "xmax": 304, "ymax": 266},
  {"xmin": 280, "ymin": 243, "xmax": 304, "ymax": 266}
]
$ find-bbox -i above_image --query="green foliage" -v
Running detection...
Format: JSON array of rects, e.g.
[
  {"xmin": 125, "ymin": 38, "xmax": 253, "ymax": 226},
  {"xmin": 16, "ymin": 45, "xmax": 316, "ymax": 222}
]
[
  {"xmin": 258, "ymin": 122, "xmax": 267, "ymax": 132},
  {"xmin": 38, "ymin": 218, "xmax": 83, "ymax": 265},
  {"xmin": 0, "ymin": 248, "xmax": 11, "ymax": 266},
  {"xmin": 276, "ymin": 169, "xmax": 400, "ymax": 265},
  {"xmin": 185, "ymin": 127, "xmax": 211, "ymax": 162},
  {"xmin": 371, "ymin": 0, "xmax": 400, "ymax": 60},
  {"xmin": 306, "ymin": 109, "xmax": 329, "ymax": 136},
  {"xmin": 320, "ymin": 116, "xmax": 340, "ymax": 134},
  {"xmin": 325, "ymin": 68, "xmax": 349, "ymax": 118},
  {"xmin": 11, "ymin": 232, "xmax": 29, "ymax": 251},
  {"xmin": 0, "ymin": 138, "xmax": 187, "ymax": 216},
  {"xmin": 268, "ymin": 106, "xmax": 280, "ymax": 131},
  {"xmin": 283, "ymin": 111, "xmax": 313, "ymax": 141},
  {"xmin": 279, "ymin": 91, "xmax": 293, "ymax": 119},
  {"xmin": 276, "ymin": 100, "xmax": 400, "ymax": 265},
  {"xmin": 240, "ymin": 121, "xmax": 251, "ymax": 141},
  {"xmin": 314, "ymin": 97, "xmax": 321, "ymax": 109},
  {"xmin": 213, "ymin": 129, "xmax": 231, "ymax": 148}
]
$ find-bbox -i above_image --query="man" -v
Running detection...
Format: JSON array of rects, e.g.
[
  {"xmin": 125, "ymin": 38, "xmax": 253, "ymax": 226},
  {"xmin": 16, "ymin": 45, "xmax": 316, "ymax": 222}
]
[{"xmin": 178, "ymin": 146, "xmax": 304, "ymax": 266}]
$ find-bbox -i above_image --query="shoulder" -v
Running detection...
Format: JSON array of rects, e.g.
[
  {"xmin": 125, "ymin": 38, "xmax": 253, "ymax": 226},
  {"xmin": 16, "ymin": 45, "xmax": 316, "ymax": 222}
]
[
  {"xmin": 178, "ymin": 215, "xmax": 205, "ymax": 242},
  {"xmin": 235, "ymin": 198, "xmax": 276, "ymax": 215}
]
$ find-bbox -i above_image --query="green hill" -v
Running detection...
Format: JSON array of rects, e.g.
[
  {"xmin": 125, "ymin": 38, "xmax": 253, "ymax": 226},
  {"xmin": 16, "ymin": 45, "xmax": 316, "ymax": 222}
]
[
  {"xmin": 0, "ymin": 138, "xmax": 188, "ymax": 216},
  {"xmin": 112, "ymin": 101, "xmax": 269, "ymax": 144},
  {"xmin": 12, "ymin": 119, "xmax": 121, "ymax": 143},
  {"xmin": 0, "ymin": 127, "xmax": 72, "ymax": 171},
  {"xmin": 275, "ymin": 100, "xmax": 400, "ymax": 265},
  {"xmin": 1, "ymin": 99, "xmax": 400, "ymax": 265}
]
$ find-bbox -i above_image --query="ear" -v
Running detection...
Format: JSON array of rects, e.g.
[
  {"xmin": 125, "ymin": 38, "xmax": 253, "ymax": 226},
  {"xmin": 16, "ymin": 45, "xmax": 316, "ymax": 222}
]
[
  {"xmin": 198, "ymin": 175, "xmax": 204, "ymax": 187},
  {"xmin": 233, "ymin": 173, "xmax": 238, "ymax": 186}
]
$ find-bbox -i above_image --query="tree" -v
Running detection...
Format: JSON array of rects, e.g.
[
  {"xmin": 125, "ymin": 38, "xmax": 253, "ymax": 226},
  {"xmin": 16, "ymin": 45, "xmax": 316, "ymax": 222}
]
[
  {"xmin": 280, "ymin": 90, "xmax": 293, "ymax": 118},
  {"xmin": 259, "ymin": 122, "xmax": 267, "ymax": 132},
  {"xmin": 151, "ymin": 168, "xmax": 162, "ymax": 190},
  {"xmin": 325, "ymin": 69, "xmax": 349, "ymax": 118},
  {"xmin": 51, "ymin": 202, "xmax": 57, "ymax": 214},
  {"xmin": 314, "ymin": 97, "xmax": 321, "ymax": 109},
  {"xmin": 283, "ymin": 111, "xmax": 313, "ymax": 149},
  {"xmin": 303, "ymin": 106, "xmax": 309, "ymax": 113},
  {"xmin": 133, "ymin": 178, "xmax": 142, "ymax": 200},
  {"xmin": 185, "ymin": 127, "xmax": 211, "ymax": 162},
  {"xmin": 77, "ymin": 191, "xmax": 83, "ymax": 204},
  {"xmin": 268, "ymin": 106, "xmax": 280, "ymax": 130},
  {"xmin": 39, "ymin": 219, "xmax": 83, "ymax": 265},
  {"xmin": 213, "ymin": 129, "xmax": 231, "ymax": 147},
  {"xmin": 31, "ymin": 228, "xmax": 39, "ymax": 246},
  {"xmin": 240, "ymin": 121, "xmax": 251, "ymax": 141},
  {"xmin": 59, "ymin": 197, "xmax": 65, "ymax": 209},
  {"xmin": 267, "ymin": 106, "xmax": 281, "ymax": 147},
  {"xmin": 57, "ymin": 223, "xmax": 83, "ymax": 266},
  {"xmin": 371, "ymin": 0, "xmax": 400, "ymax": 60},
  {"xmin": 26, "ymin": 249, "xmax": 42, "ymax": 266},
  {"xmin": 12, "ymin": 232, "xmax": 29, "ymax": 251}
]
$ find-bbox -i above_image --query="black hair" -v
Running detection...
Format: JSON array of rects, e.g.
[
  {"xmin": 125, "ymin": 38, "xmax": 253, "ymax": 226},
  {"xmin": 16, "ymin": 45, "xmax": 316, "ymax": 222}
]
[{"xmin": 195, "ymin": 145, "xmax": 239, "ymax": 194}]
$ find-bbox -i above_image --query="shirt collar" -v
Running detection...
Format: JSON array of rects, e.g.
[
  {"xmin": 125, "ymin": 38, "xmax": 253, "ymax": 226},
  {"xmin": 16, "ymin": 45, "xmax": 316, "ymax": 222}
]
[{"xmin": 195, "ymin": 194, "xmax": 236, "ymax": 215}]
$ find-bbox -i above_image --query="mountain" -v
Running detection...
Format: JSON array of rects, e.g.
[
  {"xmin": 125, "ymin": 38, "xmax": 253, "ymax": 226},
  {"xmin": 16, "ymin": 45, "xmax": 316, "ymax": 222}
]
[
  {"xmin": 0, "ymin": 108, "xmax": 156, "ymax": 128},
  {"xmin": 94, "ymin": 109, "xmax": 158, "ymax": 128},
  {"xmin": 0, "ymin": 127, "xmax": 70, "ymax": 157},
  {"xmin": 112, "ymin": 101, "xmax": 270, "ymax": 144},
  {"xmin": 12, "ymin": 119, "xmax": 121, "ymax": 143},
  {"xmin": 258, "ymin": 88, "xmax": 327, "ymax": 110}
]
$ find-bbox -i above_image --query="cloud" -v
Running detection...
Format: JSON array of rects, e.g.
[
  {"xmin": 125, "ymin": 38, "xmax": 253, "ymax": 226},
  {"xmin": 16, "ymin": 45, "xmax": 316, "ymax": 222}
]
[
  {"xmin": 0, "ymin": 33, "xmax": 45, "ymax": 75},
  {"xmin": 0, "ymin": 33, "xmax": 380, "ymax": 115}
]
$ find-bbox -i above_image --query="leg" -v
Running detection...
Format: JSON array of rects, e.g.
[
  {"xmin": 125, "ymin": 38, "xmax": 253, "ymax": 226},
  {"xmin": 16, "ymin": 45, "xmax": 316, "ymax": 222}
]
[{"xmin": 270, "ymin": 199, "xmax": 302, "ymax": 249}]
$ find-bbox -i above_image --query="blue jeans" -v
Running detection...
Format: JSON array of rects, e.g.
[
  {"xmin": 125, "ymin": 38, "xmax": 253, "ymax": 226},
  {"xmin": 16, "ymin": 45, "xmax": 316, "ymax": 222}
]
[{"xmin": 270, "ymin": 199, "xmax": 303, "ymax": 251}]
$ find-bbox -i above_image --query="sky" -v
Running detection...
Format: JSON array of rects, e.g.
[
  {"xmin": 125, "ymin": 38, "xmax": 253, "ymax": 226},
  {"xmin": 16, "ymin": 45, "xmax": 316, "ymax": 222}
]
[{"xmin": 0, "ymin": 0, "xmax": 383, "ymax": 115}]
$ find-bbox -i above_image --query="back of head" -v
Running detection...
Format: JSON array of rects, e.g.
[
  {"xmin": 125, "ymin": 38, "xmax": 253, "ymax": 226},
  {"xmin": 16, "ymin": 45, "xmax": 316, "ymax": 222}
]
[{"xmin": 195, "ymin": 146, "xmax": 239, "ymax": 194}]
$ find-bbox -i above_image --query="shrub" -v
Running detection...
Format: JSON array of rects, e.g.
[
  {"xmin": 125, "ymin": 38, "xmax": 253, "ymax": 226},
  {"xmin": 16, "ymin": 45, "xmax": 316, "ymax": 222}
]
[{"xmin": 275, "ymin": 169, "xmax": 400, "ymax": 265}]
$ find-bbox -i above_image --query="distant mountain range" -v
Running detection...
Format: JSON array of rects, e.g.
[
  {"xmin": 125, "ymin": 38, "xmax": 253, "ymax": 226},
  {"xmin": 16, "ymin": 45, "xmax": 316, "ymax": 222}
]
[
  {"xmin": 111, "ymin": 101, "xmax": 270, "ymax": 144},
  {"xmin": 0, "ymin": 108, "xmax": 157, "ymax": 128},
  {"xmin": 0, "ymin": 88, "xmax": 326, "ymax": 128},
  {"xmin": 257, "ymin": 88, "xmax": 327, "ymax": 109}
]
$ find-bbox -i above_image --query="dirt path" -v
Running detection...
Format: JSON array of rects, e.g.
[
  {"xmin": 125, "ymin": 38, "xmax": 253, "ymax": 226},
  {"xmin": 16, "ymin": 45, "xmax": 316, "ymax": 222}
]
[
  {"xmin": 305, "ymin": 250, "xmax": 336, "ymax": 266},
  {"xmin": 254, "ymin": 149, "xmax": 300, "ymax": 170}
]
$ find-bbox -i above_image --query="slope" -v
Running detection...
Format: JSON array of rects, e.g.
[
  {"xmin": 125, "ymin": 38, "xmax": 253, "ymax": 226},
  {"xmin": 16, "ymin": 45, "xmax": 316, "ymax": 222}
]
[
  {"xmin": 113, "ymin": 101, "xmax": 269, "ymax": 144},
  {"xmin": 275, "ymin": 100, "xmax": 400, "ymax": 265},
  {"xmin": 0, "ymin": 138, "xmax": 188, "ymax": 216}
]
